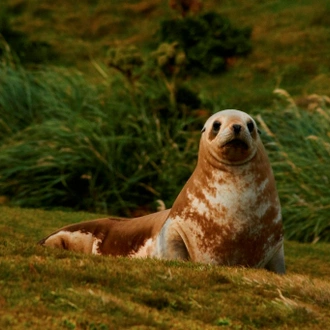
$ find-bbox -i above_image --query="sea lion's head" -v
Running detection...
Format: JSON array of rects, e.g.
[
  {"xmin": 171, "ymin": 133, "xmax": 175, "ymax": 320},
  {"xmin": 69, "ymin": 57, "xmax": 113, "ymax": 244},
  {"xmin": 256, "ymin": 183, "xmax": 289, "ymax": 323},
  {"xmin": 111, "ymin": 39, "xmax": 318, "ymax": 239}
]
[{"xmin": 200, "ymin": 109, "xmax": 261, "ymax": 166}]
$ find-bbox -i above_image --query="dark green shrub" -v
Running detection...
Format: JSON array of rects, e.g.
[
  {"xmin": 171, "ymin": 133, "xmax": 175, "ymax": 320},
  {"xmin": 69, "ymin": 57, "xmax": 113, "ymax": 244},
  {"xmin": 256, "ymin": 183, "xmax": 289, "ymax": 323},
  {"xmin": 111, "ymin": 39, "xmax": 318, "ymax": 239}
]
[
  {"xmin": 0, "ymin": 5, "xmax": 56, "ymax": 64},
  {"xmin": 158, "ymin": 12, "xmax": 252, "ymax": 74},
  {"xmin": 107, "ymin": 46, "xmax": 144, "ymax": 86},
  {"xmin": 107, "ymin": 42, "xmax": 203, "ymax": 118}
]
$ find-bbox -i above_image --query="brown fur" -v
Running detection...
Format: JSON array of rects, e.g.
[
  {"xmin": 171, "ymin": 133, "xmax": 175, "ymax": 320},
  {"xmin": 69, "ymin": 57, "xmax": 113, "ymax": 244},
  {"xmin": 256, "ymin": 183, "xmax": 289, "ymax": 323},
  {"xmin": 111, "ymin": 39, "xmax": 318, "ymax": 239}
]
[{"xmin": 39, "ymin": 210, "xmax": 170, "ymax": 256}]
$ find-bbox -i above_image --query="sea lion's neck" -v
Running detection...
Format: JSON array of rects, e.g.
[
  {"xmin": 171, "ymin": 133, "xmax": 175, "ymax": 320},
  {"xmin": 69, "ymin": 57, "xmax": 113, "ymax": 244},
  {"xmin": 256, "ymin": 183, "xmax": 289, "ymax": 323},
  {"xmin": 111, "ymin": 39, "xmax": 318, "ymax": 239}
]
[{"xmin": 170, "ymin": 146, "xmax": 276, "ymax": 220}]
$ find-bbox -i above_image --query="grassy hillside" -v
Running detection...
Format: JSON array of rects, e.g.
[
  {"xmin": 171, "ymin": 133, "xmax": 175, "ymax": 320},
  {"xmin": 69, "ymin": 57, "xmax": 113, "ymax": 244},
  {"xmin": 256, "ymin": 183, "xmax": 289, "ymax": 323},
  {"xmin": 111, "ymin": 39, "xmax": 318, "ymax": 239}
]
[
  {"xmin": 4, "ymin": 0, "xmax": 330, "ymax": 108},
  {"xmin": 1, "ymin": 206, "xmax": 330, "ymax": 329},
  {"xmin": 1, "ymin": 2, "xmax": 330, "ymax": 329}
]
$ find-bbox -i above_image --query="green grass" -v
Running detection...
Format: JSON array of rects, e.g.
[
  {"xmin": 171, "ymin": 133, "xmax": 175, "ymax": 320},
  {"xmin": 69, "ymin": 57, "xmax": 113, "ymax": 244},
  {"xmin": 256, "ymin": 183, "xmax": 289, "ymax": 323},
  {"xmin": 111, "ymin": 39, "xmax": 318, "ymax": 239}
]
[{"xmin": 1, "ymin": 205, "xmax": 330, "ymax": 329}]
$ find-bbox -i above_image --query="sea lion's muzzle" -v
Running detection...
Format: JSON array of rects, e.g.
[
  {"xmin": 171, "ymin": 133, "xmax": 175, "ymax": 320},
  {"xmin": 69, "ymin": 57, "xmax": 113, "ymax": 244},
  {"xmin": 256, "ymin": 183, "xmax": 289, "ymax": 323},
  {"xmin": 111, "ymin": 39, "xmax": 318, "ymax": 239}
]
[
  {"xmin": 223, "ymin": 139, "xmax": 249, "ymax": 150},
  {"xmin": 232, "ymin": 124, "xmax": 242, "ymax": 135}
]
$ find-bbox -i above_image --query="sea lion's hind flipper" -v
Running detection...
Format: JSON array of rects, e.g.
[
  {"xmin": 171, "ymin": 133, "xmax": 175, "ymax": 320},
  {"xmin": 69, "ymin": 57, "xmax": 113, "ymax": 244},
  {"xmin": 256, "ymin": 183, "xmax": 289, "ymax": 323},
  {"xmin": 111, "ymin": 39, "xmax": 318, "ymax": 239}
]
[{"xmin": 37, "ymin": 218, "xmax": 114, "ymax": 254}]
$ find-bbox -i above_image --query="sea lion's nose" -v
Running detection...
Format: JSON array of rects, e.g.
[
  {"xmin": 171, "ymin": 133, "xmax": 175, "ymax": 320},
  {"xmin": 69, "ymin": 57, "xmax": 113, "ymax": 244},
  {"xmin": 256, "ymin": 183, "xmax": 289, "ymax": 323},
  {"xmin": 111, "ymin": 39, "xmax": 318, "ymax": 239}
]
[{"xmin": 232, "ymin": 124, "xmax": 241, "ymax": 134}]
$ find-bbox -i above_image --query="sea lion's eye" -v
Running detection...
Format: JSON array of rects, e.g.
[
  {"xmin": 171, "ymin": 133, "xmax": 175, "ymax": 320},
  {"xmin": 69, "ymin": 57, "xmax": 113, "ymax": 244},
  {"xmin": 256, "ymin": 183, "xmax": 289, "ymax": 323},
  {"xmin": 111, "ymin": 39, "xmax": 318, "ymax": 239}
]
[
  {"xmin": 247, "ymin": 121, "xmax": 254, "ymax": 133},
  {"xmin": 212, "ymin": 121, "xmax": 221, "ymax": 134}
]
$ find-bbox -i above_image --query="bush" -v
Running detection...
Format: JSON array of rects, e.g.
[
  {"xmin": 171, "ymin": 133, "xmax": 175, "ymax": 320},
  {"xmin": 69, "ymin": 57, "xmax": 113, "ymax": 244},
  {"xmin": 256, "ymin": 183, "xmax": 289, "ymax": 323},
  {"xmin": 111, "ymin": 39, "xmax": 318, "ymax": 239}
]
[
  {"xmin": 0, "ymin": 5, "xmax": 55, "ymax": 64},
  {"xmin": 158, "ymin": 12, "xmax": 252, "ymax": 74},
  {"xmin": 107, "ymin": 43, "xmax": 202, "ymax": 118}
]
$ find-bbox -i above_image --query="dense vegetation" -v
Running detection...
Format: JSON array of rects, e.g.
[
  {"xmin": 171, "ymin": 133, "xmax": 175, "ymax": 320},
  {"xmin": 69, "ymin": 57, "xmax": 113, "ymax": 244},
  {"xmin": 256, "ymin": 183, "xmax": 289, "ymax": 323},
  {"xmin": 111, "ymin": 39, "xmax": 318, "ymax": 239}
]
[{"xmin": 1, "ymin": 0, "xmax": 330, "ymax": 242}]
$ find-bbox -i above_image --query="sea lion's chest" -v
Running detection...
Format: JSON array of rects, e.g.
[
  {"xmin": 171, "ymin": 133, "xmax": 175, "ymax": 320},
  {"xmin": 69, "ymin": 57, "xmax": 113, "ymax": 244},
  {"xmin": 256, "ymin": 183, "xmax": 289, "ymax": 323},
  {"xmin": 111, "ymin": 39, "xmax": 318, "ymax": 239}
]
[{"xmin": 171, "ymin": 166, "xmax": 282, "ymax": 265}]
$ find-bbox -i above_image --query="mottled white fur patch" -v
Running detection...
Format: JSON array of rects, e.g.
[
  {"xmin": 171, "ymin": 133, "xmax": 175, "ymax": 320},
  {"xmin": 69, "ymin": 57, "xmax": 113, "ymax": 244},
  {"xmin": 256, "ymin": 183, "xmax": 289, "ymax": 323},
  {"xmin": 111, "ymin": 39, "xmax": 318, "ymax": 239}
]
[
  {"xmin": 132, "ymin": 238, "xmax": 155, "ymax": 258},
  {"xmin": 187, "ymin": 191, "xmax": 209, "ymax": 216},
  {"xmin": 203, "ymin": 171, "xmax": 261, "ymax": 229},
  {"xmin": 258, "ymin": 178, "xmax": 269, "ymax": 192},
  {"xmin": 181, "ymin": 166, "xmax": 277, "ymax": 249},
  {"xmin": 273, "ymin": 205, "xmax": 282, "ymax": 223},
  {"xmin": 92, "ymin": 237, "xmax": 102, "ymax": 255}
]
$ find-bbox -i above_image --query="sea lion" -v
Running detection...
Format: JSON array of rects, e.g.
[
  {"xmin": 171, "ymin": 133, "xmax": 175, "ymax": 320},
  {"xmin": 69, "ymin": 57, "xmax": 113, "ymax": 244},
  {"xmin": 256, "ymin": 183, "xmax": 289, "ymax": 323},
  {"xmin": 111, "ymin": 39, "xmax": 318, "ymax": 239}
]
[
  {"xmin": 153, "ymin": 109, "xmax": 285, "ymax": 273},
  {"xmin": 39, "ymin": 109, "xmax": 285, "ymax": 274}
]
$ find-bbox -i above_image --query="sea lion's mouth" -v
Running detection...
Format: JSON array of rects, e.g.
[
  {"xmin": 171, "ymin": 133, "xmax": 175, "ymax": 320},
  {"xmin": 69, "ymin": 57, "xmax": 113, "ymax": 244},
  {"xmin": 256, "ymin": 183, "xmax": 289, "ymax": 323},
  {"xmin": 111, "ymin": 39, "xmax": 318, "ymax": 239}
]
[{"xmin": 223, "ymin": 139, "xmax": 249, "ymax": 149}]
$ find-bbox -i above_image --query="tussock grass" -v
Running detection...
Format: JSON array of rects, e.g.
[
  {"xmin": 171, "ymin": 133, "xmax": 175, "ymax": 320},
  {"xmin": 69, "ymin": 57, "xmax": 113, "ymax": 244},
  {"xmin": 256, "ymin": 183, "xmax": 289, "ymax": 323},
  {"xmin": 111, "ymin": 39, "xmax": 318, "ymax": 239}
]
[
  {"xmin": 0, "ymin": 65, "xmax": 100, "ymax": 139},
  {"xmin": 1, "ymin": 206, "xmax": 330, "ymax": 329},
  {"xmin": 0, "ymin": 64, "xmax": 199, "ymax": 215},
  {"xmin": 257, "ymin": 90, "xmax": 330, "ymax": 242},
  {"xmin": 1, "ymin": 64, "xmax": 330, "ymax": 242}
]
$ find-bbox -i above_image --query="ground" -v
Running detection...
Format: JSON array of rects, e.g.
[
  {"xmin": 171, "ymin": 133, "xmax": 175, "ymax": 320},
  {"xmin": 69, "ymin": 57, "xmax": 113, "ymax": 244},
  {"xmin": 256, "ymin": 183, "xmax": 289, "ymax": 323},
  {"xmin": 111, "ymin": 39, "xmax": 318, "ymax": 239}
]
[{"xmin": 1, "ymin": 206, "xmax": 329, "ymax": 329}]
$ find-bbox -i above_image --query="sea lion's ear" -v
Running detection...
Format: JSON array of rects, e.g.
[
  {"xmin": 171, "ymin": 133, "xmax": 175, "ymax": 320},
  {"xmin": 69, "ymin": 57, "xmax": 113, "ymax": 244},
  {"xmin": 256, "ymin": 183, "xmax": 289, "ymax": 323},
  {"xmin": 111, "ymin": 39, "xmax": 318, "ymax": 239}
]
[
  {"xmin": 258, "ymin": 129, "xmax": 261, "ymax": 134},
  {"xmin": 201, "ymin": 127, "xmax": 206, "ymax": 133}
]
